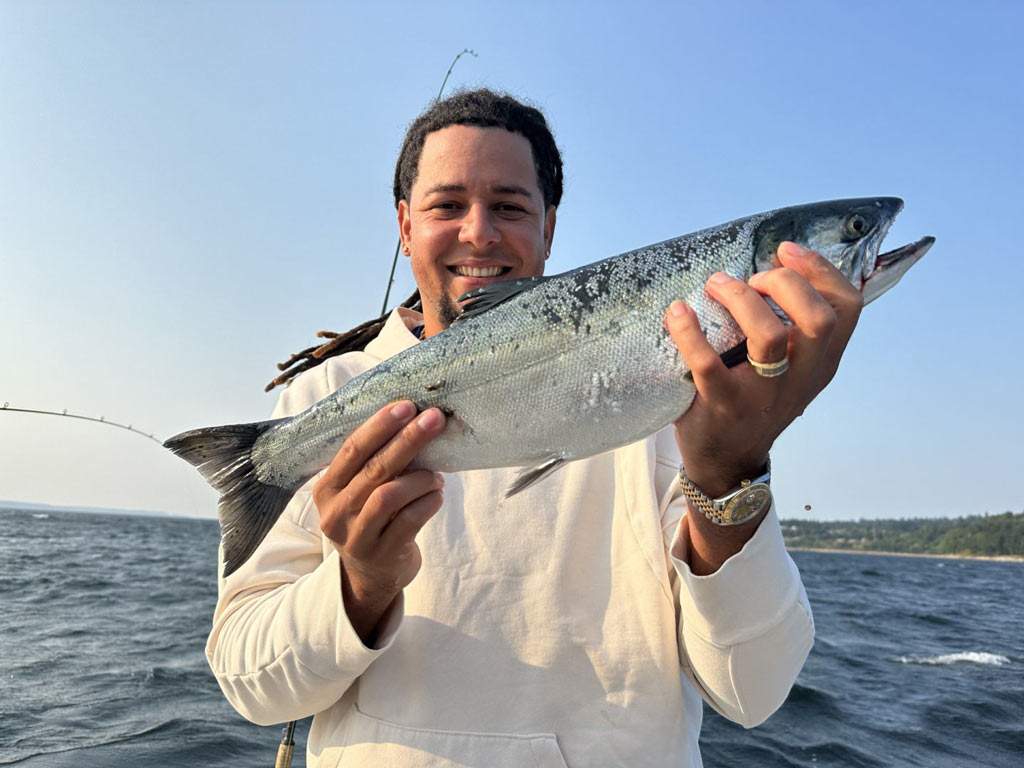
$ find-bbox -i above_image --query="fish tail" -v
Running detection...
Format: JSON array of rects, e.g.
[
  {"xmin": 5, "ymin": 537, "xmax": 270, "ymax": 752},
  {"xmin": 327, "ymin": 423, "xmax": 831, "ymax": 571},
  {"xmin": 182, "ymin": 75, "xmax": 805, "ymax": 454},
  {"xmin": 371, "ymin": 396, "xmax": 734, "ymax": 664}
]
[{"xmin": 164, "ymin": 419, "xmax": 299, "ymax": 577}]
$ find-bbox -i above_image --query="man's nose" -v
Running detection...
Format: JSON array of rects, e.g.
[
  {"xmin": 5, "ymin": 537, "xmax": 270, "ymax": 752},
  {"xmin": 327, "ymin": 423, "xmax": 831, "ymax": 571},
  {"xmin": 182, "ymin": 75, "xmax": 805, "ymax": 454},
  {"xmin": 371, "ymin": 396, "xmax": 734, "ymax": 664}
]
[{"xmin": 458, "ymin": 203, "xmax": 500, "ymax": 250}]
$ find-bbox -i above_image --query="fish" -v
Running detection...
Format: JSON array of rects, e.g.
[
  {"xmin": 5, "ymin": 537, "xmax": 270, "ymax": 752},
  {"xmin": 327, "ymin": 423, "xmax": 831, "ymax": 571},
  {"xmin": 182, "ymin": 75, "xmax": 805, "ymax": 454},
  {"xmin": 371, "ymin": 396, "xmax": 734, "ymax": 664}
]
[{"xmin": 166, "ymin": 197, "xmax": 933, "ymax": 576}]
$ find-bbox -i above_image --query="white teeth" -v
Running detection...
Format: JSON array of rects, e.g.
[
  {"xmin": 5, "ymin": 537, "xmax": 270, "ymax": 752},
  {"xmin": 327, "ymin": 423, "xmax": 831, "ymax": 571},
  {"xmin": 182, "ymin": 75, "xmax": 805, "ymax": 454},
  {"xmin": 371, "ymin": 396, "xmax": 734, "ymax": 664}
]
[{"xmin": 454, "ymin": 266, "xmax": 504, "ymax": 277}]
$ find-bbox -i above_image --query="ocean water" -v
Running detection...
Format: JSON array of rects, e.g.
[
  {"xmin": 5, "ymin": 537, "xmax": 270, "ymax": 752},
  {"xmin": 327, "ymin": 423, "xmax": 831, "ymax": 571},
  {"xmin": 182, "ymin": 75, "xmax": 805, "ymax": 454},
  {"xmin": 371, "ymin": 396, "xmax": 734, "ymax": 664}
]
[{"xmin": 2, "ymin": 508, "xmax": 1021, "ymax": 767}]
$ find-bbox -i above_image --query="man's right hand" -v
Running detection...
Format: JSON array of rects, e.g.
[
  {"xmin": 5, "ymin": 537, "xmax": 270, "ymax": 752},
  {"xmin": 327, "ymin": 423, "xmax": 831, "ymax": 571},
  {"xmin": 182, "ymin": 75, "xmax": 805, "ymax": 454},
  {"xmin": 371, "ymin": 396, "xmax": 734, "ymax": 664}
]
[{"xmin": 313, "ymin": 400, "xmax": 446, "ymax": 645}]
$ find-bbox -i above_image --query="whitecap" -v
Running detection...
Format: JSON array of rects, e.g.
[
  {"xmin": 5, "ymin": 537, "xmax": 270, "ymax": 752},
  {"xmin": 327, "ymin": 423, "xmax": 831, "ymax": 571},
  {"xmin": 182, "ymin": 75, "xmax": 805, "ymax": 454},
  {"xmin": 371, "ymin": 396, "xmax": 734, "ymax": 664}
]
[
  {"xmin": 894, "ymin": 651, "xmax": 1010, "ymax": 666},
  {"xmin": 31, "ymin": 513, "xmax": 50, "ymax": 519}
]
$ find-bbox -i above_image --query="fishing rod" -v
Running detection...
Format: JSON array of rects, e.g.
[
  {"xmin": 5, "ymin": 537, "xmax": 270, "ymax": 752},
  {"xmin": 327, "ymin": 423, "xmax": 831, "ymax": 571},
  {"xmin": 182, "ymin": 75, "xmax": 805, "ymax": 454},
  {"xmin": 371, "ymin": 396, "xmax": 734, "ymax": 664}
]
[
  {"xmin": 267, "ymin": 49, "xmax": 484, "ymax": 768},
  {"xmin": 0, "ymin": 402, "xmax": 162, "ymax": 444},
  {"xmin": 3, "ymin": 398, "xmax": 299, "ymax": 762},
  {"xmin": 7, "ymin": 48, "xmax": 474, "ymax": 758},
  {"xmin": 379, "ymin": 47, "xmax": 477, "ymax": 315},
  {"xmin": 11, "ymin": 48, "xmax": 480, "ymax": 768},
  {"xmin": 275, "ymin": 721, "xmax": 296, "ymax": 768}
]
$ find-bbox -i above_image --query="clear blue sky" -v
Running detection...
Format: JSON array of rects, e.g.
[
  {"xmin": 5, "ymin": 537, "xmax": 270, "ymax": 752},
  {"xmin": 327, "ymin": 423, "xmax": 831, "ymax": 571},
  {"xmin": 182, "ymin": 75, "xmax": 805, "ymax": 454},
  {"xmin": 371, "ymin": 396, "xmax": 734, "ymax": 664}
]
[{"xmin": 2, "ymin": 1, "xmax": 1021, "ymax": 520}]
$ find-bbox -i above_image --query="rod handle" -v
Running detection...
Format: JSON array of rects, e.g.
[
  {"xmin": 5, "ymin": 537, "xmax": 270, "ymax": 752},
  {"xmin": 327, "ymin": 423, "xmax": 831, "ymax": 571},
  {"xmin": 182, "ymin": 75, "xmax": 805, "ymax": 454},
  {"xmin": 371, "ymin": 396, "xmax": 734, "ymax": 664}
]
[{"xmin": 275, "ymin": 742, "xmax": 294, "ymax": 768}]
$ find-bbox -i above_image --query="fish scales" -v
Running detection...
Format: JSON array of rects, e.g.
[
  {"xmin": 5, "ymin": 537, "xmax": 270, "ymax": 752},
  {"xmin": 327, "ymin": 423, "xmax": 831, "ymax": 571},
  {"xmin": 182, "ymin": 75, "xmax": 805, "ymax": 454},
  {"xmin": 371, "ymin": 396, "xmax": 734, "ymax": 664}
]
[
  {"xmin": 261, "ymin": 217, "xmax": 765, "ymax": 484},
  {"xmin": 164, "ymin": 197, "xmax": 934, "ymax": 575}
]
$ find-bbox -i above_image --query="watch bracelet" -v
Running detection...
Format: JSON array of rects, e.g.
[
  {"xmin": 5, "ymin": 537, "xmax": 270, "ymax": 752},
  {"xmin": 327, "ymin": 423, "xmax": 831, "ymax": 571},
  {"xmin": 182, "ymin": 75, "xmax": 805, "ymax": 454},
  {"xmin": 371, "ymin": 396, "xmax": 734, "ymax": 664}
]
[{"xmin": 678, "ymin": 458, "xmax": 772, "ymax": 526}]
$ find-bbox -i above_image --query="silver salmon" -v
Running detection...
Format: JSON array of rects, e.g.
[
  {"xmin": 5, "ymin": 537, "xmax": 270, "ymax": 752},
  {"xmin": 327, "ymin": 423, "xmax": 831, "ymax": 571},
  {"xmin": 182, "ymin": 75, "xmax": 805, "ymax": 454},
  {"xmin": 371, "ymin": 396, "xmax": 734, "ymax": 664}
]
[{"xmin": 166, "ymin": 197, "xmax": 933, "ymax": 576}]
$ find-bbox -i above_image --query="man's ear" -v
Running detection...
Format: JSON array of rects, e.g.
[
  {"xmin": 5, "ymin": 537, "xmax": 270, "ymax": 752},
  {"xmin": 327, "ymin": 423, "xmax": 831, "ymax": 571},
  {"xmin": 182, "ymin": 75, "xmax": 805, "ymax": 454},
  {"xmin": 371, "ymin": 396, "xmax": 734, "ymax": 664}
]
[
  {"xmin": 544, "ymin": 206, "xmax": 557, "ymax": 257},
  {"xmin": 398, "ymin": 200, "xmax": 412, "ymax": 255}
]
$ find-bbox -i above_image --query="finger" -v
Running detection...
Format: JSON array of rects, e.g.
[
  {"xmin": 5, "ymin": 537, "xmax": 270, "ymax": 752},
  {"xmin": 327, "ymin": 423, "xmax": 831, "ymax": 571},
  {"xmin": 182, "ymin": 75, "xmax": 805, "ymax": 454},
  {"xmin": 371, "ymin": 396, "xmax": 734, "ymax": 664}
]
[
  {"xmin": 704, "ymin": 272, "xmax": 789, "ymax": 366},
  {"xmin": 770, "ymin": 244, "xmax": 864, "ymax": 385},
  {"xmin": 344, "ymin": 408, "xmax": 446, "ymax": 512},
  {"xmin": 349, "ymin": 471, "xmax": 445, "ymax": 550},
  {"xmin": 747, "ymin": 267, "xmax": 837, "ymax": 346},
  {"xmin": 318, "ymin": 401, "xmax": 418, "ymax": 497},
  {"xmin": 664, "ymin": 300, "xmax": 741, "ymax": 402},
  {"xmin": 377, "ymin": 489, "xmax": 445, "ymax": 557},
  {"xmin": 776, "ymin": 242, "xmax": 863, "ymax": 338},
  {"xmin": 747, "ymin": 267, "xmax": 838, "ymax": 389}
]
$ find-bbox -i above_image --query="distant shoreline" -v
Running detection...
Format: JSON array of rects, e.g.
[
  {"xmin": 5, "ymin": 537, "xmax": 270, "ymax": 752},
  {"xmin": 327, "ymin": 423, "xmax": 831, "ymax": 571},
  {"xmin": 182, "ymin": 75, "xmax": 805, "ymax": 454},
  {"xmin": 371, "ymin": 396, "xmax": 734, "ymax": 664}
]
[
  {"xmin": 788, "ymin": 546, "xmax": 1023, "ymax": 563},
  {"xmin": 0, "ymin": 502, "xmax": 200, "ymax": 520}
]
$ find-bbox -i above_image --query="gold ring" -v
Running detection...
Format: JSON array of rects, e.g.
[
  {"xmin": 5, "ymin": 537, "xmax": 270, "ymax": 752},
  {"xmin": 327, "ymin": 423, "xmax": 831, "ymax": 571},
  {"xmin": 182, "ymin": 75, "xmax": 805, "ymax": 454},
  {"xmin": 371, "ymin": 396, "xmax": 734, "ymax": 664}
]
[{"xmin": 747, "ymin": 353, "xmax": 789, "ymax": 378}]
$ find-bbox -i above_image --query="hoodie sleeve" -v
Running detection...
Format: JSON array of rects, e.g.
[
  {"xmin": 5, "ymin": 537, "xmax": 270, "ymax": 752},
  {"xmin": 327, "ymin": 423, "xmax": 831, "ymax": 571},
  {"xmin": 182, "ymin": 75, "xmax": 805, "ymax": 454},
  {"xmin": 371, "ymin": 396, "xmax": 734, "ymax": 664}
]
[
  {"xmin": 204, "ymin": 358, "xmax": 404, "ymax": 726},
  {"xmin": 654, "ymin": 430, "xmax": 814, "ymax": 728}
]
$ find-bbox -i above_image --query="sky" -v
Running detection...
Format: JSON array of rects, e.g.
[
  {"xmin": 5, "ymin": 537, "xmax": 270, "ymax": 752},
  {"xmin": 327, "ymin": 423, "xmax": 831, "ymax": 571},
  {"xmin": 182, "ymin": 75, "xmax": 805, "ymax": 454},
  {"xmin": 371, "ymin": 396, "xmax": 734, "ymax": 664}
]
[{"xmin": 1, "ymin": 0, "xmax": 1021, "ymax": 521}]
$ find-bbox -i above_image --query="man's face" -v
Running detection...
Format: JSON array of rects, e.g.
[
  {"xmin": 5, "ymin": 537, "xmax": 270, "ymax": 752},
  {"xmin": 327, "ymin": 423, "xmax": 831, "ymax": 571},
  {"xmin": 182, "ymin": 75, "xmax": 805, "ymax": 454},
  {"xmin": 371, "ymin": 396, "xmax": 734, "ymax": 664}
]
[{"xmin": 398, "ymin": 125, "xmax": 556, "ymax": 337}]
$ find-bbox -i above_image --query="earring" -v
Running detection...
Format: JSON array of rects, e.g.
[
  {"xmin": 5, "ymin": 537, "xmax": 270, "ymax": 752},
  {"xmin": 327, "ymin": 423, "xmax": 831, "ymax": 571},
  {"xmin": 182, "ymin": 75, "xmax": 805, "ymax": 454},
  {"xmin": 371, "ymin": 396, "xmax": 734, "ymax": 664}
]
[{"xmin": 402, "ymin": 244, "xmax": 410, "ymax": 255}]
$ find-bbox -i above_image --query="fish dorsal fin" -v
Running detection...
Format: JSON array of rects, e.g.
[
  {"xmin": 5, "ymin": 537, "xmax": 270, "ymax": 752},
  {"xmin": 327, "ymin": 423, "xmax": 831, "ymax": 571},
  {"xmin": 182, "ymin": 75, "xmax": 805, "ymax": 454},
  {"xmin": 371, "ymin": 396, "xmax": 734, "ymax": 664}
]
[{"xmin": 454, "ymin": 276, "xmax": 551, "ymax": 322}]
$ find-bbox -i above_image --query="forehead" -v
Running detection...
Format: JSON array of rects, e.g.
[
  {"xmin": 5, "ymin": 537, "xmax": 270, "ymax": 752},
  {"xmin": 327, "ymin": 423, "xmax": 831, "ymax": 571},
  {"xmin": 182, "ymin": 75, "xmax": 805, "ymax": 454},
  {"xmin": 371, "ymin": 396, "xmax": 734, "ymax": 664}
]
[{"xmin": 413, "ymin": 125, "xmax": 540, "ymax": 196}]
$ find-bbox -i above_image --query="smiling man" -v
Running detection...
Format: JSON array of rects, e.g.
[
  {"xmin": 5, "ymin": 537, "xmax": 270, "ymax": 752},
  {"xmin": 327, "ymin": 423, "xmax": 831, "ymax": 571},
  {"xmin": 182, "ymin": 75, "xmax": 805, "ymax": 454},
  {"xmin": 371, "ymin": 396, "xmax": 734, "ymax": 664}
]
[
  {"xmin": 206, "ymin": 89, "xmax": 862, "ymax": 766},
  {"xmin": 399, "ymin": 123, "xmax": 556, "ymax": 334}
]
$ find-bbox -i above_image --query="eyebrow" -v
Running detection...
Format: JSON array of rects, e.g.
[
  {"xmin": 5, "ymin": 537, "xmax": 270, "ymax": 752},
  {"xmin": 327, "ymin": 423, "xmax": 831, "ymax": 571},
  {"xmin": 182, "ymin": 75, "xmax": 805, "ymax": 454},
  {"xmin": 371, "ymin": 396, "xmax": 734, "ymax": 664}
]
[
  {"xmin": 491, "ymin": 184, "xmax": 535, "ymax": 199},
  {"xmin": 422, "ymin": 183, "xmax": 536, "ymax": 200}
]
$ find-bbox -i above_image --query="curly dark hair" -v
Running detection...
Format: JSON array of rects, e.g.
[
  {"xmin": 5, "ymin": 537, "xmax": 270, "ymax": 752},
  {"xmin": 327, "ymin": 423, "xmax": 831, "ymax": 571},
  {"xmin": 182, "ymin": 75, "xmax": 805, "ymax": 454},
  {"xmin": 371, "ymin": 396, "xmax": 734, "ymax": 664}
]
[
  {"xmin": 393, "ymin": 88, "xmax": 563, "ymax": 210},
  {"xmin": 266, "ymin": 89, "xmax": 564, "ymax": 391}
]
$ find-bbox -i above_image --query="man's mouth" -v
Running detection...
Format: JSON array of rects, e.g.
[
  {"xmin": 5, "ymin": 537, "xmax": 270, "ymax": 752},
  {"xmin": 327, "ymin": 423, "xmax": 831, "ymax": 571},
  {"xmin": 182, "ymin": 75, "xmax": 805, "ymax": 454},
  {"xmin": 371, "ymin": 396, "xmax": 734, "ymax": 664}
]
[{"xmin": 449, "ymin": 265, "xmax": 512, "ymax": 278}]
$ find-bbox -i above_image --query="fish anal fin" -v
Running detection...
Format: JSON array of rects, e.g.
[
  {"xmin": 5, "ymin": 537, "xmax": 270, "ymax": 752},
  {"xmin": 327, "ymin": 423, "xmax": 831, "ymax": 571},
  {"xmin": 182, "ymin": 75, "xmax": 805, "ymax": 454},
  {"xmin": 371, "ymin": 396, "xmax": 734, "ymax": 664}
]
[
  {"xmin": 454, "ymin": 276, "xmax": 551, "ymax": 322},
  {"xmin": 504, "ymin": 455, "xmax": 567, "ymax": 498}
]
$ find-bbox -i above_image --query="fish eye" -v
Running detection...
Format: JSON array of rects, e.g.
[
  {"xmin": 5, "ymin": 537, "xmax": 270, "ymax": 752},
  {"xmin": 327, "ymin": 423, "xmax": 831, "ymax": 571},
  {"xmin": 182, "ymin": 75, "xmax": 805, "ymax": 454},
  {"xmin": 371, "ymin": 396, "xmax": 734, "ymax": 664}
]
[{"xmin": 843, "ymin": 213, "xmax": 871, "ymax": 241}]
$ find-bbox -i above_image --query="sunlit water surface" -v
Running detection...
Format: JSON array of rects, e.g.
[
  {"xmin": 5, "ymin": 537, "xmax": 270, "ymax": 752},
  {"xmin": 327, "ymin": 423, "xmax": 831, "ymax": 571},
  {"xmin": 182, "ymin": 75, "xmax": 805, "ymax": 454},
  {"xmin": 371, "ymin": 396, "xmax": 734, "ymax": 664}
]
[{"xmin": 2, "ymin": 509, "xmax": 1021, "ymax": 767}]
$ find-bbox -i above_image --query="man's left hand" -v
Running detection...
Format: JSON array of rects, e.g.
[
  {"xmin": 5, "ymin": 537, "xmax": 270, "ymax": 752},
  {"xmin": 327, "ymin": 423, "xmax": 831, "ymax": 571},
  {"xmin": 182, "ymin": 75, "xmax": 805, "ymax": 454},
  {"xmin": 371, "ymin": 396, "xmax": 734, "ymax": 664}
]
[{"xmin": 664, "ymin": 241, "xmax": 864, "ymax": 573}]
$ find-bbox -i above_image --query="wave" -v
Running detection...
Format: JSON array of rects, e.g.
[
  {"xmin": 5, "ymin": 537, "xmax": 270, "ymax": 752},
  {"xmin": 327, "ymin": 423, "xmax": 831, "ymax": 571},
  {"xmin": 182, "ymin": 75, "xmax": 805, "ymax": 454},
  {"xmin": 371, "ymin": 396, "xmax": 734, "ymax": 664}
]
[
  {"xmin": 894, "ymin": 651, "xmax": 1011, "ymax": 666},
  {"xmin": 0, "ymin": 718, "xmax": 189, "ymax": 765}
]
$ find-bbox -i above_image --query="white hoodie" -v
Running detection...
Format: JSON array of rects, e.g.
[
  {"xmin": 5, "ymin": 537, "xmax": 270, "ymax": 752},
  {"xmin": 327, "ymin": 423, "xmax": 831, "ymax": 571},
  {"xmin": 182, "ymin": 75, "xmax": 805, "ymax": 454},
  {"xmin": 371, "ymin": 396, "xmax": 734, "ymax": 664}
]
[{"xmin": 206, "ymin": 308, "xmax": 814, "ymax": 768}]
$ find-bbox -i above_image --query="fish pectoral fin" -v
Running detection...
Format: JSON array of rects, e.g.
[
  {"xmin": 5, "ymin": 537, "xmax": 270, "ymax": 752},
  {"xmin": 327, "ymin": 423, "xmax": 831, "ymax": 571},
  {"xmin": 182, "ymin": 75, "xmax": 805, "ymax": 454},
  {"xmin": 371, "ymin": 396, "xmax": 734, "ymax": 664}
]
[
  {"xmin": 504, "ymin": 455, "xmax": 568, "ymax": 498},
  {"xmin": 454, "ymin": 275, "xmax": 552, "ymax": 322}
]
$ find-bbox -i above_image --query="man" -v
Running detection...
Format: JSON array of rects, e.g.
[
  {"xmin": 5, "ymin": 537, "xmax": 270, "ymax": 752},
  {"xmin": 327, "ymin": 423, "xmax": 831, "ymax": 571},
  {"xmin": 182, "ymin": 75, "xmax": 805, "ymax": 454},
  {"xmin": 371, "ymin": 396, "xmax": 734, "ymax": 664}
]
[{"xmin": 207, "ymin": 89, "xmax": 861, "ymax": 767}]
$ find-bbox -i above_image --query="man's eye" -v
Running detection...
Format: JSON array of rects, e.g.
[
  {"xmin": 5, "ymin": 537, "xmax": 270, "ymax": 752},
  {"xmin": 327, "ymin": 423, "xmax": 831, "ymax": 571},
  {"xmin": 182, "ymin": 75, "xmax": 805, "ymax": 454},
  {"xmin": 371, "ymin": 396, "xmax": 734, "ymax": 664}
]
[
  {"xmin": 430, "ymin": 202, "xmax": 462, "ymax": 215},
  {"xmin": 496, "ymin": 204, "xmax": 526, "ymax": 214}
]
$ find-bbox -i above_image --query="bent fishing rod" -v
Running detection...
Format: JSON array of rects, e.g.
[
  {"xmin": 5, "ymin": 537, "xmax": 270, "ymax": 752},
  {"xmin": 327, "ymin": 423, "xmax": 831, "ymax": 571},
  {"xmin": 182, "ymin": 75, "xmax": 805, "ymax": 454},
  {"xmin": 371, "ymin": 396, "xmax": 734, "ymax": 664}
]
[
  {"xmin": 0, "ymin": 402, "xmax": 161, "ymax": 444},
  {"xmin": 6, "ymin": 46, "xmax": 479, "ymax": 768}
]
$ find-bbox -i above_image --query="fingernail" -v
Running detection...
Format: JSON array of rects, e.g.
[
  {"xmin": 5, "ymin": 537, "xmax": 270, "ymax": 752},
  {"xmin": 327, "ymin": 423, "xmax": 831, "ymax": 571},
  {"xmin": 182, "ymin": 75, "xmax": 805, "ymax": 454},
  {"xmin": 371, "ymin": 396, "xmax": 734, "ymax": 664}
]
[
  {"xmin": 434, "ymin": 472, "xmax": 445, "ymax": 487},
  {"xmin": 708, "ymin": 272, "xmax": 731, "ymax": 284},
  {"xmin": 418, "ymin": 408, "xmax": 443, "ymax": 430},
  {"xmin": 391, "ymin": 401, "xmax": 415, "ymax": 420},
  {"xmin": 669, "ymin": 300, "xmax": 687, "ymax": 318},
  {"xmin": 779, "ymin": 241, "xmax": 809, "ymax": 258}
]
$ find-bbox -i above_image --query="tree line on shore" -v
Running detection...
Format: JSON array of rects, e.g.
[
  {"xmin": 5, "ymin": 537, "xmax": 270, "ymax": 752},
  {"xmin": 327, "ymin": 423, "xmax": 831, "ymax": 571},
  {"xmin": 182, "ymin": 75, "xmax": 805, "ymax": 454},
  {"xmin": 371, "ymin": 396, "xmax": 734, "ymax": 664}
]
[{"xmin": 780, "ymin": 511, "xmax": 1024, "ymax": 557}]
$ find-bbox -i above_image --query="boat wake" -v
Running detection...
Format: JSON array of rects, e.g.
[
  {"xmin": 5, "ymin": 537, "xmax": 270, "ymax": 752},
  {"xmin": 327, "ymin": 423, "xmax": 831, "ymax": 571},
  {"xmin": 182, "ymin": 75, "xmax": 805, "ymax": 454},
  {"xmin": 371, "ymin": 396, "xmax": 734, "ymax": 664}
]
[{"xmin": 893, "ymin": 651, "xmax": 1010, "ymax": 666}]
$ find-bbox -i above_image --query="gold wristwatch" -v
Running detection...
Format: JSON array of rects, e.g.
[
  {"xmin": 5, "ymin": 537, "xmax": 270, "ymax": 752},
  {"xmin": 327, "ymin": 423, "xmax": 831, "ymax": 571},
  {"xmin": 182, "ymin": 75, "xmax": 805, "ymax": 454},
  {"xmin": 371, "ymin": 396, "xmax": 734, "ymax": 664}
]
[{"xmin": 679, "ymin": 459, "xmax": 772, "ymax": 526}]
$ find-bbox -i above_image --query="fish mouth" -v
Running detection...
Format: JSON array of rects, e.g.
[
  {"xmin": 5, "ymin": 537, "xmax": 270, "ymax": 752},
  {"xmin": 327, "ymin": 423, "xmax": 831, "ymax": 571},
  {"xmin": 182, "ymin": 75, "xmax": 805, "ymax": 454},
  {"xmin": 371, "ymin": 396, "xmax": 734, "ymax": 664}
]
[{"xmin": 862, "ymin": 235, "xmax": 935, "ymax": 305}]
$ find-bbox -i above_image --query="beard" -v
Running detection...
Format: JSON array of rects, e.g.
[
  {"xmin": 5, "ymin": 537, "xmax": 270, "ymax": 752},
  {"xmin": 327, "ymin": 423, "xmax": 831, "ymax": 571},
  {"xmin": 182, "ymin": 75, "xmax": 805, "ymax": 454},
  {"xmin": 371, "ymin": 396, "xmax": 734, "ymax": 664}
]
[{"xmin": 436, "ymin": 292, "xmax": 461, "ymax": 329}]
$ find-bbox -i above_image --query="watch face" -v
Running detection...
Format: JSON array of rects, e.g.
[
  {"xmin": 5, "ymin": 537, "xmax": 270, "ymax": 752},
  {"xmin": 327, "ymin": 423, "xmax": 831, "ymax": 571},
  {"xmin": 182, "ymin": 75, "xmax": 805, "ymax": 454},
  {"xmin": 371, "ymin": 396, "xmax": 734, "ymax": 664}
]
[{"xmin": 725, "ymin": 484, "xmax": 772, "ymax": 523}]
